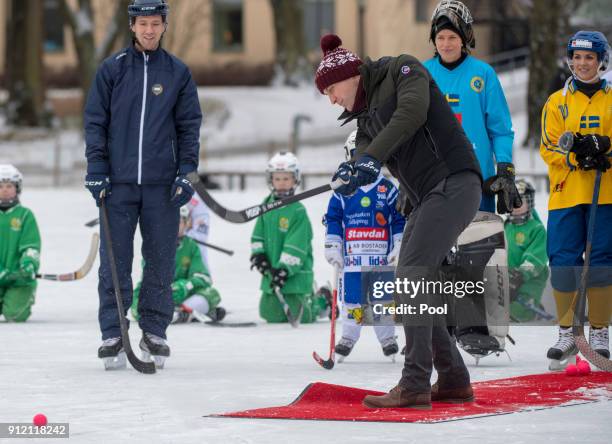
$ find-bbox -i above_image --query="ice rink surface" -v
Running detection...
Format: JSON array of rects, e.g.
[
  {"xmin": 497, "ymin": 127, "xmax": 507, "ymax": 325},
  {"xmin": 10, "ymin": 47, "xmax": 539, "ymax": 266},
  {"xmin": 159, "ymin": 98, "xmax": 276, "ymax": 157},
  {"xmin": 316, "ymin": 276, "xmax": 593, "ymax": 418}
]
[{"xmin": 1, "ymin": 188, "xmax": 611, "ymax": 444}]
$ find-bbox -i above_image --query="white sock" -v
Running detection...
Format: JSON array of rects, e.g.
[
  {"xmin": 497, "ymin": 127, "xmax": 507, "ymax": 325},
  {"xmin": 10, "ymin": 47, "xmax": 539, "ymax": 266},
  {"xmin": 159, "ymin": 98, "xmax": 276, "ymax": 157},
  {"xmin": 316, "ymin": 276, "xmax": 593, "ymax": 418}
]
[{"xmin": 182, "ymin": 294, "xmax": 210, "ymax": 315}]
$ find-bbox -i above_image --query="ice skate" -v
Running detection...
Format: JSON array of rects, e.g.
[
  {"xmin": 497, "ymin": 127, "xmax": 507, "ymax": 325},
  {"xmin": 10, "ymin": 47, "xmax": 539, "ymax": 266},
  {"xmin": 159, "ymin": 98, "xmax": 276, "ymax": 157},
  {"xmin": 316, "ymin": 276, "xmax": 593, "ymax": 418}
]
[
  {"xmin": 547, "ymin": 327, "xmax": 578, "ymax": 371},
  {"xmin": 381, "ymin": 337, "xmax": 399, "ymax": 362},
  {"xmin": 457, "ymin": 332, "xmax": 506, "ymax": 365},
  {"xmin": 140, "ymin": 332, "xmax": 170, "ymax": 369},
  {"xmin": 335, "ymin": 337, "xmax": 355, "ymax": 363},
  {"xmin": 98, "ymin": 337, "xmax": 126, "ymax": 370},
  {"xmin": 589, "ymin": 327, "xmax": 610, "ymax": 359}
]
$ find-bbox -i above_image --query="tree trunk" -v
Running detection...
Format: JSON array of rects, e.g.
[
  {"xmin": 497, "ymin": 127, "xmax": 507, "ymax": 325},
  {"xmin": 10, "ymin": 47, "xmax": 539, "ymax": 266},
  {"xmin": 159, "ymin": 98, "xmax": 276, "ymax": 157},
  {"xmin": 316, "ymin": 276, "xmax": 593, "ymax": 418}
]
[
  {"xmin": 5, "ymin": 0, "xmax": 46, "ymax": 127},
  {"xmin": 270, "ymin": 0, "xmax": 309, "ymax": 86},
  {"xmin": 61, "ymin": 0, "xmax": 130, "ymax": 102},
  {"xmin": 524, "ymin": 0, "xmax": 585, "ymax": 147}
]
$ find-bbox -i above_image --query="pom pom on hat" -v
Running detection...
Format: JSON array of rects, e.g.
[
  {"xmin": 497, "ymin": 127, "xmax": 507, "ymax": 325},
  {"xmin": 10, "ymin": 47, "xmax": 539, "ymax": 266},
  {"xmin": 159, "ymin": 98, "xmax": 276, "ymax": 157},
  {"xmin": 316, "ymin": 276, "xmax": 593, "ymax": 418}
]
[
  {"xmin": 321, "ymin": 34, "xmax": 342, "ymax": 54},
  {"xmin": 315, "ymin": 34, "xmax": 362, "ymax": 94}
]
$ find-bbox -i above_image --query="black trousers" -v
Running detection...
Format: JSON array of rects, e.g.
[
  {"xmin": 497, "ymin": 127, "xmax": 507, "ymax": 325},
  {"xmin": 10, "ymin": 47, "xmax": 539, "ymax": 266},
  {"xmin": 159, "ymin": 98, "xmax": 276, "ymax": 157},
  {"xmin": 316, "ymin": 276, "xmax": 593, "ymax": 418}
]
[{"xmin": 396, "ymin": 171, "xmax": 481, "ymax": 392}]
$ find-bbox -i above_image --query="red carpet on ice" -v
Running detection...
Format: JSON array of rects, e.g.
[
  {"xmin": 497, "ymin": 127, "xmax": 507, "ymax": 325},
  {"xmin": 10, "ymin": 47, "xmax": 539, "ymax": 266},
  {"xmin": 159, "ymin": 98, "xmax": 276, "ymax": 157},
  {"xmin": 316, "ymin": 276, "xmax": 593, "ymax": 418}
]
[{"xmin": 211, "ymin": 372, "xmax": 612, "ymax": 423}]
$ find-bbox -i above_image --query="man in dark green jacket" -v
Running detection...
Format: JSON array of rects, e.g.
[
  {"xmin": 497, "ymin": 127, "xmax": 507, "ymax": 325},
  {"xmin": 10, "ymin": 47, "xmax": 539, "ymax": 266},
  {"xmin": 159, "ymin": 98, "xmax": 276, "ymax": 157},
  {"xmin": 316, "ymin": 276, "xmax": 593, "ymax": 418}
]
[{"xmin": 315, "ymin": 34, "xmax": 483, "ymax": 409}]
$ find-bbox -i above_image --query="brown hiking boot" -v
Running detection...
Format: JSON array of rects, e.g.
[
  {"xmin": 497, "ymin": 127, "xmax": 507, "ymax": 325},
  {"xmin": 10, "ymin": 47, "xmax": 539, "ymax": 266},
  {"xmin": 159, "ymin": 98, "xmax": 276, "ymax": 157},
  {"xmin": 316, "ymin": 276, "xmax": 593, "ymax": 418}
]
[
  {"xmin": 431, "ymin": 380, "xmax": 474, "ymax": 403},
  {"xmin": 362, "ymin": 385, "xmax": 432, "ymax": 409}
]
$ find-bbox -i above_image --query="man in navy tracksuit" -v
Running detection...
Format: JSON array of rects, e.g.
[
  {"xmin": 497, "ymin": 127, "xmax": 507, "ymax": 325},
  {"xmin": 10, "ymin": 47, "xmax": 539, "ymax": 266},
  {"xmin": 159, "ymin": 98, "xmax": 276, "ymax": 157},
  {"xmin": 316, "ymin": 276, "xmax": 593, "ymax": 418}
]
[{"xmin": 84, "ymin": 0, "xmax": 202, "ymax": 369}]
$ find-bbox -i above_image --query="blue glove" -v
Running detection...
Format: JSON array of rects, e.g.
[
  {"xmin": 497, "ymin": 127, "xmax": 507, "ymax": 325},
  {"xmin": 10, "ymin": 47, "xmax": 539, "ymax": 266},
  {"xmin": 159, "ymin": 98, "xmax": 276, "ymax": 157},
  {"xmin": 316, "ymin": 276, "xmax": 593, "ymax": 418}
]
[
  {"xmin": 332, "ymin": 161, "xmax": 354, "ymax": 182},
  {"xmin": 170, "ymin": 175, "xmax": 194, "ymax": 208},
  {"xmin": 354, "ymin": 155, "xmax": 382, "ymax": 185},
  {"xmin": 335, "ymin": 155, "xmax": 381, "ymax": 196},
  {"xmin": 85, "ymin": 174, "xmax": 111, "ymax": 206}
]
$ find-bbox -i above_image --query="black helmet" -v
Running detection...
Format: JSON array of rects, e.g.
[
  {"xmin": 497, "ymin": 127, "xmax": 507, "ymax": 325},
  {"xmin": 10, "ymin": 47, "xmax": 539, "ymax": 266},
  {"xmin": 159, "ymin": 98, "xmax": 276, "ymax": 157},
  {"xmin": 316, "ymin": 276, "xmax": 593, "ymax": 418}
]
[
  {"xmin": 430, "ymin": 0, "xmax": 475, "ymax": 49},
  {"xmin": 128, "ymin": 0, "xmax": 169, "ymax": 22}
]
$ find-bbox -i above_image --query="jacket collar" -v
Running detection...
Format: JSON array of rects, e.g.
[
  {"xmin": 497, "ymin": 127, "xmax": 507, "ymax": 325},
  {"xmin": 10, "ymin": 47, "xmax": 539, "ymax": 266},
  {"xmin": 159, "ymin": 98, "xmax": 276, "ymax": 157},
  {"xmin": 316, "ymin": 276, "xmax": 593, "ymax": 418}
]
[
  {"xmin": 128, "ymin": 42, "xmax": 163, "ymax": 62},
  {"xmin": 337, "ymin": 57, "xmax": 393, "ymax": 126}
]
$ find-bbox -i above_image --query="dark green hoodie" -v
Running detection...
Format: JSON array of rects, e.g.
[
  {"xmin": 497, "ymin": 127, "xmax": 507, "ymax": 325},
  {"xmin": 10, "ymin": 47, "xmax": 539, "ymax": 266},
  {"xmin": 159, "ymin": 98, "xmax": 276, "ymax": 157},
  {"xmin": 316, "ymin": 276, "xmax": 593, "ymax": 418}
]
[{"xmin": 339, "ymin": 54, "xmax": 482, "ymax": 204}]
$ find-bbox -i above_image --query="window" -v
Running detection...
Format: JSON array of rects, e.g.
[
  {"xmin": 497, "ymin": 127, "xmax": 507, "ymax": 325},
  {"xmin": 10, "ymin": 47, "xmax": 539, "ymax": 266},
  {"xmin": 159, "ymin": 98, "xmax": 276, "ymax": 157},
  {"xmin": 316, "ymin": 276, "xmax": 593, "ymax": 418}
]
[
  {"xmin": 415, "ymin": 0, "xmax": 430, "ymax": 23},
  {"xmin": 304, "ymin": 0, "xmax": 334, "ymax": 51},
  {"xmin": 213, "ymin": 0, "xmax": 244, "ymax": 52},
  {"xmin": 44, "ymin": 0, "xmax": 65, "ymax": 52}
]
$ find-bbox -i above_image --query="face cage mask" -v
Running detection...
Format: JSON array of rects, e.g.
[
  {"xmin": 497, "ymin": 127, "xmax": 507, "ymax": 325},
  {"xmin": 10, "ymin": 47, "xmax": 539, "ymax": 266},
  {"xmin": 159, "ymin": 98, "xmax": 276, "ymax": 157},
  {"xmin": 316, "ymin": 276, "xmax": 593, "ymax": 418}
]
[
  {"xmin": 431, "ymin": 0, "xmax": 473, "ymax": 24},
  {"xmin": 0, "ymin": 195, "xmax": 19, "ymax": 210},
  {"xmin": 508, "ymin": 193, "xmax": 534, "ymax": 225},
  {"xmin": 0, "ymin": 178, "xmax": 20, "ymax": 209},
  {"xmin": 431, "ymin": 12, "xmax": 475, "ymax": 48}
]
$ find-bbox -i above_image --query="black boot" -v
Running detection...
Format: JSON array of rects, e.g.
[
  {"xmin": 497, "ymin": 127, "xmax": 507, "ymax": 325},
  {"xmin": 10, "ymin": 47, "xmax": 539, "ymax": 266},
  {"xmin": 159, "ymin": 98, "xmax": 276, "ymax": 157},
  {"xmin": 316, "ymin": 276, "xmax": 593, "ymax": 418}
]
[
  {"xmin": 207, "ymin": 306, "xmax": 226, "ymax": 322},
  {"xmin": 98, "ymin": 337, "xmax": 123, "ymax": 358}
]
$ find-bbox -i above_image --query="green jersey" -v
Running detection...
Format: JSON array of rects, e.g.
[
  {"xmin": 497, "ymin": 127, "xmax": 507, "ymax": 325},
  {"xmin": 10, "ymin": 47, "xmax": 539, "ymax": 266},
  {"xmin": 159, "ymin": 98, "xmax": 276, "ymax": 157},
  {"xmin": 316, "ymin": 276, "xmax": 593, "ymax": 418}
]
[
  {"xmin": 251, "ymin": 195, "xmax": 313, "ymax": 294},
  {"xmin": 504, "ymin": 216, "xmax": 548, "ymax": 281},
  {"xmin": 135, "ymin": 236, "xmax": 211, "ymax": 305},
  {"xmin": 0, "ymin": 205, "xmax": 41, "ymax": 279},
  {"xmin": 132, "ymin": 236, "xmax": 220, "ymax": 318},
  {"xmin": 173, "ymin": 236, "xmax": 211, "ymax": 293}
]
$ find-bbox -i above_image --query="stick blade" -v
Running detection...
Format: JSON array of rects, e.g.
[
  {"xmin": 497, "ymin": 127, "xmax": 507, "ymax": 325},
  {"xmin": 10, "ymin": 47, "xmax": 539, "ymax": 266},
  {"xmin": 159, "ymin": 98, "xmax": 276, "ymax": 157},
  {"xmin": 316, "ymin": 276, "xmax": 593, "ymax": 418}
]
[
  {"xmin": 127, "ymin": 351, "xmax": 156, "ymax": 374},
  {"xmin": 312, "ymin": 351, "xmax": 334, "ymax": 370}
]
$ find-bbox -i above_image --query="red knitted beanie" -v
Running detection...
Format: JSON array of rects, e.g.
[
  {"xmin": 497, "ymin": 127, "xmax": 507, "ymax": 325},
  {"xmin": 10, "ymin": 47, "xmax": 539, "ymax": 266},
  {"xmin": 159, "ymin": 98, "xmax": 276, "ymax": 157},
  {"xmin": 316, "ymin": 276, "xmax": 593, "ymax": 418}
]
[{"xmin": 315, "ymin": 34, "xmax": 362, "ymax": 94}]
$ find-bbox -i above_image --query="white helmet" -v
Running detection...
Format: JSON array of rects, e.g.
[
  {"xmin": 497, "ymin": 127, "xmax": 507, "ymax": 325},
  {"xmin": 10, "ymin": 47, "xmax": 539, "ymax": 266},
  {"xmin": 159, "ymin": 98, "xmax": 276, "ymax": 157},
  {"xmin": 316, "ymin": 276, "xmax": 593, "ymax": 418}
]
[
  {"xmin": 0, "ymin": 164, "xmax": 23, "ymax": 209},
  {"xmin": 266, "ymin": 152, "xmax": 301, "ymax": 197},
  {"xmin": 344, "ymin": 130, "xmax": 357, "ymax": 161}
]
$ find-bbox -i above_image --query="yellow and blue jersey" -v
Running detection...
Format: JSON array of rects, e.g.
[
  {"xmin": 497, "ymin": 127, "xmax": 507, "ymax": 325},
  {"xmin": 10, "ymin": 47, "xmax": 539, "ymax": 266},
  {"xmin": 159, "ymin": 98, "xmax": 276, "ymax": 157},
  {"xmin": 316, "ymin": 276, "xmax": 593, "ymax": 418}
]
[{"xmin": 540, "ymin": 79, "xmax": 612, "ymax": 210}]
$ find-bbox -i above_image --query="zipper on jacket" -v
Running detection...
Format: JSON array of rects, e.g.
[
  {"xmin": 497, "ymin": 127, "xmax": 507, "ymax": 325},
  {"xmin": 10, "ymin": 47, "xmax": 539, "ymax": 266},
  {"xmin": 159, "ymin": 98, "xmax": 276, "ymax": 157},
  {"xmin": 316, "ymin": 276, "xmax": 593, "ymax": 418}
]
[
  {"xmin": 171, "ymin": 139, "xmax": 176, "ymax": 162},
  {"xmin": 137, "ymin": 53, "xmax": 149, "ymax": 184},
  {"xmin": 423, "ymin": 125, "xmax": 440, "ymax": 159}
]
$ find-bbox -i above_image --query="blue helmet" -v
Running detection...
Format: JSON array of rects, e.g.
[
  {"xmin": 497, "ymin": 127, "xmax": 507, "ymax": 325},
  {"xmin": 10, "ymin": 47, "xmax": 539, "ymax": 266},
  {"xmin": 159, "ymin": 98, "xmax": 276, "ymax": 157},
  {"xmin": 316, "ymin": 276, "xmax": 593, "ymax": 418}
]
[
  {"xmin": 128, "ymin": 0, "xmax": 169, "ymax": 22},
  {"xmin": 567, "ymin": 31, "xmax": 610, "ymax": 71}
]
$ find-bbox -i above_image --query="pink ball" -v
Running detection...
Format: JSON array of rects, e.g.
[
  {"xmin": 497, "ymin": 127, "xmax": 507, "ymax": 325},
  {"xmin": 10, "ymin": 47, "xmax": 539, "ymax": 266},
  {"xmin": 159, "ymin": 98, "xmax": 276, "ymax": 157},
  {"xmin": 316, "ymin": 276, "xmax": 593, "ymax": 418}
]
[
  {"xmin": 577, "ymin": 360, "xmax": 591, "ymax": 375},
  {"xmin": 565, "ymin": 364, "xmax": 579, "ymax": 376},
  {"xmin": 33, "ymin": 414, "xmax": 47, "ymax": 427}
]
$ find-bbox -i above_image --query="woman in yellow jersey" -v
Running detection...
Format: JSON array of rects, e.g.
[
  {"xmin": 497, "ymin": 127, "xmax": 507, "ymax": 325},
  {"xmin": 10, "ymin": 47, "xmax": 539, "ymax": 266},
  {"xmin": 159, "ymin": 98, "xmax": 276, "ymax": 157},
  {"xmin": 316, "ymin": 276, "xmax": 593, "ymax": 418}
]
[{"xmin": 540, "ymin": 30, "xmax": 612, "ymax": 367}]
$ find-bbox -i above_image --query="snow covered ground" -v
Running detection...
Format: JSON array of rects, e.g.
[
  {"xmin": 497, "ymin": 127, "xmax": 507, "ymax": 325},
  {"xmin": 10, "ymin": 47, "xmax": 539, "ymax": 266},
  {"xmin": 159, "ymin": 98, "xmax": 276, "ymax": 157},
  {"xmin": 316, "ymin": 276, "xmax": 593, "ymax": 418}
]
[{"xmin": 1, "ymin": 188, "xmax": 611, "ymax": 444}]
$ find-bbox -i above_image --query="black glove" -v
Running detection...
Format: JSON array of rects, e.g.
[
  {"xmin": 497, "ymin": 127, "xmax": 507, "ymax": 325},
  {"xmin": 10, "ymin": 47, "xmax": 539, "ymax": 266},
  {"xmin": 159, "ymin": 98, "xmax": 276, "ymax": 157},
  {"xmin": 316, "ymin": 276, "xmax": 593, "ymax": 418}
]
[
  {"xmin": 571, "ymin": 133, "xmax": 611, "ymax": 158},
  {"xmin": 483, "ymin": 162, "xmax": 522, "ymax": 214},
  {"xmin": 334, "ymin": 155, "xmax": 381, "ymax": 196},
  {"xmin": 250, "ymin": 253, "xmax": 271, "ymax": 275},
  {"xmin": 576, "ymin": 152, "xmax": 611, "ymax": 172},
  {"xmin": 85, "ymin": 173, "xmax": 111, "ymax": 206},
  {"xmin": 396, "ymin": 185, "xmax": 413, "ymax": 218},
  {"xmin": 509, "ymin": 269, "xmax": 524, "ymax": 302},
  {"xmin": 270, "ymin": 267, "xmax": 289, "ymax": 289},
  {"xmin": 170, "ymin": 175, "xmax": 194, "ymax": 208},
  {"xmin": 332, "ymin": 161, "xmax": 354, "ymax": 182}
]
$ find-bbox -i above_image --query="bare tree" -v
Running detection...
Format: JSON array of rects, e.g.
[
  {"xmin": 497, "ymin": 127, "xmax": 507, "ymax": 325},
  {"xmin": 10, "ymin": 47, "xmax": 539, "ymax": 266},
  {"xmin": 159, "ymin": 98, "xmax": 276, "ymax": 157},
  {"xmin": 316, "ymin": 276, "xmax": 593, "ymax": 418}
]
[
  {"xmin": 61, "ymin": 0, "xmax": 130, "ymax": 100},
  {"xmin": 162, "ymin": 0, "xmax": 210, "ymax": 59},
  {"xmin": 4, "ymin": 0, "xmax": 46, "ymax": 126},
  {"xmin": 269, "ymin": 0, "xmax": 309, "ymax": 86},
  {"xmin": 524, "ymin": 0, "xmax": 585, "ymax": 147}
]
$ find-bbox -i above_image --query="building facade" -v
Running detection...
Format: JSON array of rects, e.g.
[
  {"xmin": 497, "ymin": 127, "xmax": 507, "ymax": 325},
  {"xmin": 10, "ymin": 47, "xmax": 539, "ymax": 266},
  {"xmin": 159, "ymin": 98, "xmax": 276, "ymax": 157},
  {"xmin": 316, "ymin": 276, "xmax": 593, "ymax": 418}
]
[{"xmin": 0, "ymin": 0, "xmax": 528, "ymax": 86}]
